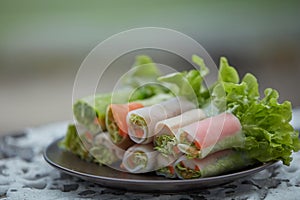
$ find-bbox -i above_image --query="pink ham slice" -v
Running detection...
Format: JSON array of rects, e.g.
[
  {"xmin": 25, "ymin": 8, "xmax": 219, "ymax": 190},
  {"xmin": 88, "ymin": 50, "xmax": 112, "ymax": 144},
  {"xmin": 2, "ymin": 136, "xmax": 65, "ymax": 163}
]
[{"xmin": 176, "ymin": 112, "xmax": 245, "ymax": 158}]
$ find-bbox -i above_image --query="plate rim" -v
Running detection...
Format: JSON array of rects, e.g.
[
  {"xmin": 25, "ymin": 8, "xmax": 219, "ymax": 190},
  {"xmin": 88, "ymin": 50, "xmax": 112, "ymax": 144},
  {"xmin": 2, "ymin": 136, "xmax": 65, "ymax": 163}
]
[{"xmin": 44, "ymin": 137, "xmax": 277, "ymax": 185}]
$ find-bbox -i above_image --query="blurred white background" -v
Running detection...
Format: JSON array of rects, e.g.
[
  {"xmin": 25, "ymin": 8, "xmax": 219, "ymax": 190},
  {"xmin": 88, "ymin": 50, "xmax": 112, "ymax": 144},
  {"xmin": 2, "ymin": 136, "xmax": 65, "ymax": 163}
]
[{"xmin": 0, "ymin": 0, "xmax": 299, "ymax": 134}]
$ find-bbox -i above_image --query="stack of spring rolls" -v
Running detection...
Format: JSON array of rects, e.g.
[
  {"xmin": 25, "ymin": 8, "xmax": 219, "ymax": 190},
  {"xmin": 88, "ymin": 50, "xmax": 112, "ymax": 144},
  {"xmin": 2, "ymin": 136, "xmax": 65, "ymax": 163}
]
[
  {"xmin": 61, "ymin": 95, "xmax": 255, "ymax": 179},
  {"xmin": 60, "ymin": 55, "xmax": 300, "ymax": 179}
]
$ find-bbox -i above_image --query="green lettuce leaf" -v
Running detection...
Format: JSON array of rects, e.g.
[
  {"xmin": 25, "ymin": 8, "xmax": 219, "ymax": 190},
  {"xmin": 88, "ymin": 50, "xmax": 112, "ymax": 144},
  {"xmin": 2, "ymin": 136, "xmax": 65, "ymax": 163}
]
[
  {"xmin": 59, "ymin": 124, "xmax": 93, "ymax": 161},
  {"xmin": 210, "ymin": 57, "xmax": 300, "ymax": 165},
  {"xmin": 240, "ymin": 89, "xmax": 300, "ymax": 165},
  {"xmin": 120, "ymin": 55, "xmax": 172, "ymax": 99},
  {"xmin": 219, "ymin": 57, "xmax": 239, "ymax": 83},
  {"xmin": 122, "ymin": 55, "xmax": 160, "ymax": 87},
  {"xmin": 157, "ymin": 55, "xmax": 209, "ymax": 107}
]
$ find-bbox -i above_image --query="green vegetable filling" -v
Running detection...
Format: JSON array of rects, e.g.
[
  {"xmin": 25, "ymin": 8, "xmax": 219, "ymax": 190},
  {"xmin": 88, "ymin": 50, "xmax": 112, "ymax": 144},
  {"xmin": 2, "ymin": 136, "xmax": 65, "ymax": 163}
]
[
  {"xmin": 178, "ymin": 132, "xmax": 199, "ymax": 158},
  {"xmin": 156, "ymin": 166, "xmax": 176, "ymax": 178},
  {"xmin": 154, "ymin": 135, "xmax": 178, "ymax": 156},
  {"xmin": 175, "ymin": 162, "xmax": 201, "ymax": 179},
  {"xmin": 106, "ymin": 108, "xmax": 123, "ymax": 144},
  {"xmin": 59, "ymin": 124, "xmax": 93, "ymax": 161},
  {"xmin": 130, "ymin": 114, "xmax": 147, "ymax": 127},
  {"xmin": 73, "ymin": 100, "xmax": 103, "ymax": 134},
  {"xmin": 131, "ymin": 151, "xmax": 148, "ymax": 169},
  {"xmin": 90, "ymin": 145, "xmax": 118, "ymax": 165},
  {"xmin": 129, "ymin": 114, "xmax": 147, "ymax": 138}
]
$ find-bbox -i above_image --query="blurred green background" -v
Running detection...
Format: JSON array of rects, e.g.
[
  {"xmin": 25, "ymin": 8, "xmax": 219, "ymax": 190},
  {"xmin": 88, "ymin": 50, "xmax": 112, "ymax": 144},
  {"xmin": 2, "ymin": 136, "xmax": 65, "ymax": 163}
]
[{"xmin": 0, "ymin": 0, "xmax": 300, "ymax": 133}]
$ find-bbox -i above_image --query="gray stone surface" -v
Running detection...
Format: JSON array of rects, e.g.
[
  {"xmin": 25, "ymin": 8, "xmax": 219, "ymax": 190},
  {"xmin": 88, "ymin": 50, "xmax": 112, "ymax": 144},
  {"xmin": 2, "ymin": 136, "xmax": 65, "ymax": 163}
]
[{"xmin": 0, "ymin": 121, "xmax": 299, "ymax": 200}]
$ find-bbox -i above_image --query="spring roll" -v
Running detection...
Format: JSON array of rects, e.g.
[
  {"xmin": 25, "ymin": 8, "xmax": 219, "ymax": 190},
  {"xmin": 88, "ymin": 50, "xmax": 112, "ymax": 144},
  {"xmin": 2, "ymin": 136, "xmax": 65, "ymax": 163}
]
[
  {"xmin": 121, "ymin": 144, "xmax": 158, "ymax": 173},
  {"xmin": 73, "ymin": 92, "xmax": 123, "ymax": 134},
  {"xmin": 177, "ymin": 112, "xmax": 245, "ymax": 159},
  {"xmin": 106, "ymin": 93, "xmax": 173, "ymax": 149},
  {"xmin": 174, "ymin": 150, "xmax": 255, "ymax": 179},
  {"xmin": 127, "ymin": 97, "xmax": 196, "ymax": 144},
  {"xmin": 73, "ymin": 86, "xmax": 163, "ymax": 134},
  {"xmin": 153, "ymin": 109, "xmax": 206, "ymax": 156},
  {"xmin": 75, "ymin": 124, "xmax": 96, "ymax": 150},
  {"xmin": 155, "ymin": 154, "xmax": 178, "ymax": 179},
  {"xmin": 106, "ymin": 102, "xmax": 143, "ymax": 149},
  {"xmin": 90, "ymin": 132, "xmax": 125, "ymax": 166},
  {"xmin": 59, "ymin": 124, "xmax": 93, "ymax": 161}
]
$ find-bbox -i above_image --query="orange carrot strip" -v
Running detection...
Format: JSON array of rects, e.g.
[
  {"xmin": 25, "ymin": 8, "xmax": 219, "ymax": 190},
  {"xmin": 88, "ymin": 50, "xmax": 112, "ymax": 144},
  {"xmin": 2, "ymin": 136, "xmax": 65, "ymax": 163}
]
[
  {"xmin": 111, "ymin": 102, "xmax": 144, "ymax": 136},
  {"xmin": 168, "ymin": 166, "xmax": 175, "ymax": 175},
  {"xmin": 194, "ymin": 140, "xmax": 202, "ymax": 150}
]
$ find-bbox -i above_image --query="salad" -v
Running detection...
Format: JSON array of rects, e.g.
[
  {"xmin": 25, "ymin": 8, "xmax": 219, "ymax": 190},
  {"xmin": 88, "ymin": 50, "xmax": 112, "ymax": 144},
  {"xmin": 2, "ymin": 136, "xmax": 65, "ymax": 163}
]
[{"xmin": 60, "ymin": 55, "xmax": 300, "ymax": 179}]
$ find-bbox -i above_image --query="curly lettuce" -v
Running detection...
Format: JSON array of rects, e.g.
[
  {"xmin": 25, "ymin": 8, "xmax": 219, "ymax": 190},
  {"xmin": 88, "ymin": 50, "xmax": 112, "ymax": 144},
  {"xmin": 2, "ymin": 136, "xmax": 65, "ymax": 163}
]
[
  {"xmin": 59, "ymin": 124, "xmax": 93, "ymax": 161},
  {"xmin": 211, "ymin": 57, "xmax": 300, "ymax": 165},
  {"xmin": 157, "ymin": 55, "xmax": 210, "ymax": 107}
]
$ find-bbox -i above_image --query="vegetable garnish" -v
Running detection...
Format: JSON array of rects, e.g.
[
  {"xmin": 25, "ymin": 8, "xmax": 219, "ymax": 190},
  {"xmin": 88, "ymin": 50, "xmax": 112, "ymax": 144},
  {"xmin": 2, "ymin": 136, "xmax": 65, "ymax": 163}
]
[
  {"xmin": 59, "ymin": 124, "xmax": 93, "ymax": 161},
  {"xmin": 156, "ymin": 165, "xmax": 177, "ymax": 179},
  {"xmin": 132, "ymin": 152, "xmax": 148, "ymax": 169},
  {"xmin": 158, "ymin": 55, "xmax": 210, "ymax": 107},
  {"xmin": 154, "ymin": 135, "xmax": 178, "ymax": 156},
  {"xmin": 209, "ymin": 57, "xmax": 300, "ymax": 165},
  {"xmin": 128, "ymin": 114, "xmax": 148, "ymax": 139},
  {"xmin": 155, "ymin": 153, "xmax": 178, "ymax": 179},
  {"xmin": 175, "ymin": 161, "xmax": 202, "ymax": 179}
]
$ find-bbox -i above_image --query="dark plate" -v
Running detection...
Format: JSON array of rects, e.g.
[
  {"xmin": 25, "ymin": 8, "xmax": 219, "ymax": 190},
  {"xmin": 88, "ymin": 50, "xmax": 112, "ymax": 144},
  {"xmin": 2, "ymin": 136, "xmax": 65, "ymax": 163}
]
[{"xmin": 44, "ymin": 138, "xmax": 276, "ymax": 192}]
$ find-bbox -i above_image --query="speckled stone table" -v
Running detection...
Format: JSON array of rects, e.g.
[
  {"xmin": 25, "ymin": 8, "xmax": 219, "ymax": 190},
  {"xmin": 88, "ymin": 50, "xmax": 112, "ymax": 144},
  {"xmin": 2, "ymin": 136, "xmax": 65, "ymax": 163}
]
[{"xmin": 0, "ymin": 118, "xmax": 300, "ymax": 200}]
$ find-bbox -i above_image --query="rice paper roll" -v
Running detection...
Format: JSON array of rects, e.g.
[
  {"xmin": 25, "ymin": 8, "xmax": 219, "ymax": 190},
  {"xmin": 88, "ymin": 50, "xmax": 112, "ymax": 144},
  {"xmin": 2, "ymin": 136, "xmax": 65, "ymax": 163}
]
[
  {"xmin": 75, "ymin": 124, "xmax": 96, "ymax": 150},
  {"xmin": 106, "ymin": 102, "xmax": 143, "ymax": 149},
  {"xmin": 177, "ymin": 112, "xmax": 245, "ymax": 159},
  {"xmin": 121, "ymin": 144, "xmax": 158, "ymax": 173},
  {"xmin": 73, "ymin": 86, "xmax": 163, "ymax": 134},
  {"xmin": 59, "ymin": 124, "xmax": 93, "ymax": 161},
  {"xmin": 127, "ymin": 97, "xmax": 196, "ymax": 144},
  {"xmin": 90, "ymin": 132, "xmax": 125, "ymax": 166},
  {"xmin": 106, "ymin": 93, "xmax": 173, "ymax": 149},
  {"xmin": 174, "ymin": 150, "xmax": 255, "ymax": 179},
  {"xmin": 155, "ymin": 154, "xmax": 178, "ymax": 179},
  {"xmin": 73, "ymin": 91, "xmax": 130, "ymax": 134},
  {"xmin": 154, "ymin": 109, "xmax": 206, "ymax": 156}
]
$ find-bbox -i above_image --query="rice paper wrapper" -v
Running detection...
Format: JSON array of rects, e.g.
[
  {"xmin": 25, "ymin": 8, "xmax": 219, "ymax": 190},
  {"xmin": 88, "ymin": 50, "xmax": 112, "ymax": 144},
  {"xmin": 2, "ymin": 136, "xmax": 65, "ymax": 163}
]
[
  {"xmin": 90, "ymin": 132, "xmax": 125, "ymax": 166},
  {"xmin": 127, "ymin": 97, "xmax": 196, "ymax": 144},
  {"xmin": 122, "ymin": 144, "xmax": 158, "ymax": 173},
  {"xmin": 174, "ymin": 150, "xmax": 254, "ymax": 179},
  {"xmin": 177, "ymin": 112, "xmax": 245, "ymax": 158}
]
